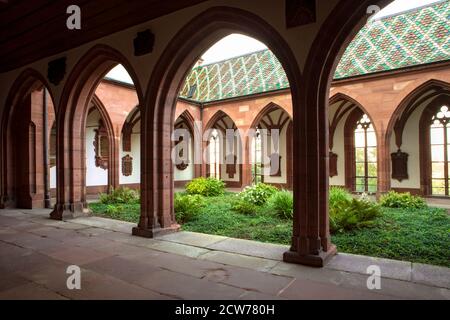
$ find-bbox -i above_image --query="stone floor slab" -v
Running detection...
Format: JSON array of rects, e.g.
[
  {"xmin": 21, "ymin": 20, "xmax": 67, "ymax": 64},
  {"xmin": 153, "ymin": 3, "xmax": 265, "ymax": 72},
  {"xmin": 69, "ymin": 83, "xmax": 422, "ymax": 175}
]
[
  {"xmin": 0, "ymin": 282, "xmax": 67, "ymax": 300},
  {"xmin": 279, "ymin": 278, "xmax": 392, "ymax": 300},
  {"xmin": 42, "ymin": 245, "xmax": 115, "ymax": 265},
  {"xmin": 199, "ymin": 250, "xmax": 278, "ymax": 272},
  {"xmin": 206, "ymin": 238, "xmax": 288, "ymax": 260},
  {"xmin": 147, "ymin": 240, "xmax": 211, "ymax": 258},
  {"xmin": 84, "ymin": 255, "xmax": 163, "ymax": 284},
  {"xmin": 326, "ymin": 253, "xmax": 412, "ymax": 281},
  {"xmin": 137, "ymin": 269, "xmax": 245, "ymax": 300},
  {"xmin": 0, "ymin": 273, "xmax": 30, "ymax": 291},
  {"xmin": 272, "ymin": 260, "xmax": 450, "ymax": 300},
  {"xmin": 203, "ymin": 265, "xmax": 294, "ymax": 295},
  {"xmin": 1, "ymin": 232, "xmax": 62, "ymax": 251},
  {"xmin": 412, "ymin": 263, "xmax": 450, "ymax": 289},
  {"xmin": 155, "ymin": 231, "xmax": 227, "ymax": 247},
  {"xmin": 72, "ymin": 216, "xmax": 134, "ymax": 233}
]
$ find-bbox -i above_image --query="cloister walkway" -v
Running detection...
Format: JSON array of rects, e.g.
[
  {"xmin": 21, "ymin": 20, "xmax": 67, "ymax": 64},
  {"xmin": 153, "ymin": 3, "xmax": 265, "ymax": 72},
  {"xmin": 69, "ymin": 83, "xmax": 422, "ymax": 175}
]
[{"xmin": 0, "ymin": 208, "xmax": 448, "ymax": 300}]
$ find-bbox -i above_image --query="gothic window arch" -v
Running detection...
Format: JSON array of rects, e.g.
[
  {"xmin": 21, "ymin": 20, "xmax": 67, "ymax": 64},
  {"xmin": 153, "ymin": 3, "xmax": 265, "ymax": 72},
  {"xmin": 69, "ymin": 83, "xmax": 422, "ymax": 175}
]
[
  {"xmin": 415, "ymin": 94, "xmax": 450, "ymax": 196},
  {"xmin": 205, "ymin": 111, "xmax": 241, "ymax": 185},
  {"xmin": 354, "ymin": 114, "xmax": 377, "ymax": 193},
  {"xmin": 345, "ymin": 110, "xmax": 377, "ymax": 193},
  {"xmin": 250, "ymin": 103, "xmax": 292, "ymax": 187}
]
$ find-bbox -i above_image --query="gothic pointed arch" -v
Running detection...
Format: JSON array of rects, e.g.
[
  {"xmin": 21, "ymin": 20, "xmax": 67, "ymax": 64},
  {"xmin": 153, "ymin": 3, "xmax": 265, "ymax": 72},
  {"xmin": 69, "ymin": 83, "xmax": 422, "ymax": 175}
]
[
  {"xmin": 1, "ymin": 68, "xmax": 57, "ymax": 209},
  {"xmin": 387, "ymin": 79, "xmax": 450, "ymax": 150},
  {"xmin": 89, "ymin": 94, "xmax": 118, "ymax": 189},
  {"xmin": 141, "ymin": 6, "xmax": 301, "ymax": 236},
  {"xmin": 419, "ymin": 95, "xmax": 450, "ymax": 196},
  {"xmin": 249, "ymin": 102, "xmax": 293, "ymax": 188},
  {"xmin": 51, "ymin": 44, "xmax": 143, "ymax": 220}
]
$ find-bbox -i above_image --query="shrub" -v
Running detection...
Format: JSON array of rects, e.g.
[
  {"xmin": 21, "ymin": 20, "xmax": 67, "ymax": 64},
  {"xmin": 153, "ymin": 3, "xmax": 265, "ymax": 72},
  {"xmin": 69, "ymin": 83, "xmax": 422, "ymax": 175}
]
[
  {"xmin": 174, "ymin": 193, "xmax": 205, "ymax": 223},
  {"xmin": 105, "ymin": 204, "xmax": 122, "ymax": 215},
  {"xmin": 267, "ymin": 190, "xmax": 293, "ymax": 220},
  {"xmin": 186, "ymin": 177, "xmax": 226, "ymax": 197},
  {"xmin": 232, "ymin": 199, "xmax": 258, "ymax": 215},
  {"xmin": 329, "ymin": 197, "xmax": 381, "ymax": 234},
  {"xmin": 379, "ymin": 191, "xmax": 427, "ymax": 209},
  {"xmin": 240, "ymin": 183, "xmax": 278, "ymax": 206},
  {"xmin": 99, "ymin": 187, "xmax": 139, "ymax": 204},
  {"xmin": 329, "ymin": 187, "xmax": 352, "ymax": 209}
]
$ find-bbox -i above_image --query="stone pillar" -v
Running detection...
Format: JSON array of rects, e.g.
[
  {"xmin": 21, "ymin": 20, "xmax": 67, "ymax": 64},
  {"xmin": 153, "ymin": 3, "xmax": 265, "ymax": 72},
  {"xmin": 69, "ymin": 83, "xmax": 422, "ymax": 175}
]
[
  {"xmin": 132, "ymin": 110, "xmax": 180, "ymax": 238},
  {"xmin": 14, "ymin": 95, "xmax": 34, "ymax": 209},
  {"xmin": 108, "ymin": 134, "xmax": 120, "ymax": 192},
  {"xmin": 50, "ymin": 107, "xmax": 89, "ymax": 220},
  {"xmin": 377, "ymin": 129, "xmax": 391, "ymax": 197},
  {"xmin": 242, "ymin": 135, "xmax": 253, "ymax": 187},
  {"xmin": 283, "ymin": 84, "xmax": 336, "ymax": 267}
]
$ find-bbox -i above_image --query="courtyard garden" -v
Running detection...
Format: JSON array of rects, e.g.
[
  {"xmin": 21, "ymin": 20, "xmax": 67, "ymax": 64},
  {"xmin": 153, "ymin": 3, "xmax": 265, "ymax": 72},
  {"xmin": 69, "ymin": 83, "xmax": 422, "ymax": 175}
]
[{"xmin": 89, "ymin": 178, "xmax": 450, "ymax": 268}]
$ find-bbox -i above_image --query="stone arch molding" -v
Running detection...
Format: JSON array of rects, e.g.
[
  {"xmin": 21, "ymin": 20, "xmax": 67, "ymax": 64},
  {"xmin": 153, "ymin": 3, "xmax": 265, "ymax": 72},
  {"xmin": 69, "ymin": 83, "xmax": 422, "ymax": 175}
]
[
  {"xmin": 1, "ymin": 68, "xmax": 57, "ymax": 209},
  {"xmin": 386, "ymin": 79, "xmax": 450, "ymax": 150},
  {"xmin": 50, "ymin": 44, "xmax": 144, "ymax": 220},
  {"xmin": 284, "ymin": 0, "xmax": 394, "ymax": 265},
  {"xmin": 138, "ymin": 5, "xmax": 302, "ymax": 238}
]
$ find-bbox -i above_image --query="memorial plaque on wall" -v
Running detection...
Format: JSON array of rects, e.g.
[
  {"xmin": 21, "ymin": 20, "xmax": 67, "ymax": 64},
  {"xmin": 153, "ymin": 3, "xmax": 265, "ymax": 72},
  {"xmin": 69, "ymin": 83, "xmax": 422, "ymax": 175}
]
[
  {"xmin": 329, "ymin": 152, "xmax": 338, "ymax": 177},
  {"xmin": 391, "ymin": 150, "xmax": 408, "ymax": 182}
]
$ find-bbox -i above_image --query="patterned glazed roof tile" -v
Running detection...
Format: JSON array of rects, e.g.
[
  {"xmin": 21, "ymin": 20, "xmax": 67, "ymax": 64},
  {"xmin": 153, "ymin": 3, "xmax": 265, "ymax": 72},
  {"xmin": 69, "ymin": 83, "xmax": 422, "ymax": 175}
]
[
  {"xmin": 179, "ymin": 49, "xmax": 290, "ymax": 103},
  {"xmin": 180, "ymin": 1, "xmax": 450, "ymax": 102},
  {"xmin": 334, "ymin": 0, "xmax": 450, "ymax": 79}
]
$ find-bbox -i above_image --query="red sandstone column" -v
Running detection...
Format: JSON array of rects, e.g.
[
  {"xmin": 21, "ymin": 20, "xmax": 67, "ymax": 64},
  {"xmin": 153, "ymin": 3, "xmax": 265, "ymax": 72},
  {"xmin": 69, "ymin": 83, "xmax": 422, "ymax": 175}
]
[
  {"xmin": 14, "ymin": 95, "xmax": 34, "ymax": 209},
  {"xmin": 377, "ymin": 129, "xmax": 391, "ymax": 196},
  {"xmin": 108, "ymin": 134, "xmax": 120, "ymax": 191},
  {"xmin": 283, "ymin": 85, "xmax": 336, "ymax": 267},
  {"xmin": 50, "ymin": 104, "xmax": 89, "ymax": 220},
  {"xmin": 132, "ymin": 109, "xmax": 180, "ymax": 237},
  {"xmin": 242, "ymin": 135, "xmax": 253, "ymax": 187}
]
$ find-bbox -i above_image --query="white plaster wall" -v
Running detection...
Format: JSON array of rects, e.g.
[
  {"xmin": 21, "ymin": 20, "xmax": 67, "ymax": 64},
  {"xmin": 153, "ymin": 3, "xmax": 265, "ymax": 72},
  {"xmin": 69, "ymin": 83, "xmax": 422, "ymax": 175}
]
[
  {"xmin": 119, "ymin": 133, "xmax": 141, "ymax": 185},
  {"xmin": 390, "ymin": 96, "xmax": 434, "ymax": 189},
  {"xmin": 50, "ymin": 166, "xmax": 56, "ymax": 188},
  {"xmin": 329, "ymin": 112, "xmax": 349, "ymax": 187},
  {"xmin": 263, "ymin": 124, "xmax": 287, "ymax": 184},
  {"xmin": 174, "ymin": 138, "xmax": 194, "ymax": 181},
  {"xmin": 85, "ymin": 110, "xmax": 108, "ymax": 186},
  {"xmin": 220, "ymin": 138, "xmax": 241, "ymax": 182}
]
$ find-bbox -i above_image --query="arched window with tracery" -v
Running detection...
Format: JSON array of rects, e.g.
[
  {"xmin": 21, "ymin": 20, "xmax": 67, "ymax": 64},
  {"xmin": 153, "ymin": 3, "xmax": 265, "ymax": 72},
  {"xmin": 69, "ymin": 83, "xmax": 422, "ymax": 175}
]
[
  {"xmin": 209, "ymin": 129, "xmax": 220, "ymax": 179},
  {"xmin": 354, "ymin": 114, "xmax": 377, "ymax": 193},
  {"xmin": 429, "ymin": 105, "xmax": 450, "ymax": 195}
]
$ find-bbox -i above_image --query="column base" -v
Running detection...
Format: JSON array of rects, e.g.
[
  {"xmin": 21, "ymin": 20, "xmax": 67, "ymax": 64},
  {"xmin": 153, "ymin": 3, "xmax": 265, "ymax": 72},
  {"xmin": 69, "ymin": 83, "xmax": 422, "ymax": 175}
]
[
  {"xmin": 49, "ymin": 202, "xmax": 89, "ymax": 220},
  {"xmin": 1, "ymin": 196, "xmax": 15, "ymax": 209},
  {"xmin": 283, "ymin": 244, "xmax": 337, "ymax": 268},
  {"xmin": 132, "ymin": 223, "xmax": 181, "ymax": 238}
]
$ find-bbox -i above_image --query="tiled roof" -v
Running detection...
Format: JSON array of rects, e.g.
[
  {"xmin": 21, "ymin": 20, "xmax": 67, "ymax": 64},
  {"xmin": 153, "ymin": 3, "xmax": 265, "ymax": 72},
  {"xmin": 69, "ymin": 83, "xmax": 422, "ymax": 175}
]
[
  {"xmin": 334, "ymin": 0, "xmax": 450, "ymax": 79},
  {"xmin": 179, "ymin": 50, "xmax": 290, "ymax": 103},
  {"xmin": 180, "ymin": 1, "xmax": 450, "ymax": 102}
]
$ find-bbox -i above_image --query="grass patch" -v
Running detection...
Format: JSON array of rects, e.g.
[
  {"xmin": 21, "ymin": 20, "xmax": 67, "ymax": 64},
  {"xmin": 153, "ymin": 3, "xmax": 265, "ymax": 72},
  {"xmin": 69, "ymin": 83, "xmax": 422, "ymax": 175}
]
[
  {"xmin": 89, "ymin": 194, "xmax": 450, "ymax": 267},
  {"xmin": 89, "ymin": 202, "xmax": 140, "ymax": 223},
  {"xmin": 182, "ymin": 194, "xmax": 293, "ymax": 244},
  {"xmin": 332, "ymin": 207, "xmax": 450, "ymax": 267}
]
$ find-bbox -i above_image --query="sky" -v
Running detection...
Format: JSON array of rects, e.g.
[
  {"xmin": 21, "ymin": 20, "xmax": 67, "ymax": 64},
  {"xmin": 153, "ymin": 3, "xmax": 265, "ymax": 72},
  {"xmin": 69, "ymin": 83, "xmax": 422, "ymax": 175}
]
[{"xmin": 105, "ymin": 0, "xmax": 444, "ymax": 84}]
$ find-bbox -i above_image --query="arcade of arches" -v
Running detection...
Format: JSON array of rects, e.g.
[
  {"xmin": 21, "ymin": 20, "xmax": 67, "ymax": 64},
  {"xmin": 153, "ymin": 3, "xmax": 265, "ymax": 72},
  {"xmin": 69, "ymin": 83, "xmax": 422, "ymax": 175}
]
[{"xmin": 1, "ymin": 0, "xmax": 449, "ymax": 268}]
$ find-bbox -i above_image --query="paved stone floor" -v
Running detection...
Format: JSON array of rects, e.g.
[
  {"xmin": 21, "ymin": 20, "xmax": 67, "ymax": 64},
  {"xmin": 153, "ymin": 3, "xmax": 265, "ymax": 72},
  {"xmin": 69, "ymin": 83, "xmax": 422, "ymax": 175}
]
[{"xmin": 0, "ymin": 208, "xmax": 449, "ymax": 300}]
